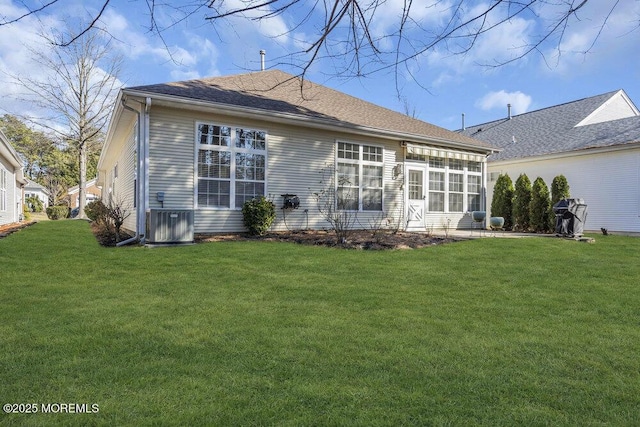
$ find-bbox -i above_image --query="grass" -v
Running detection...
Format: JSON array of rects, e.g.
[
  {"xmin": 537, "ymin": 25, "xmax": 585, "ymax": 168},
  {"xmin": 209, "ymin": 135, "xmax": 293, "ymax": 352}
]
[{"xmin": 1, "ymin": 220, "xmax": 639, "ymax": 426}]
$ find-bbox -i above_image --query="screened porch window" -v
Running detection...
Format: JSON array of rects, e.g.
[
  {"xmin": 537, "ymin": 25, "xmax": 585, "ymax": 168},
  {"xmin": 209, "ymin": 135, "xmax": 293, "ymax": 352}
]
[{"xmin": 407, "ymin": 150, "xmax": 484, "ymax": 213}]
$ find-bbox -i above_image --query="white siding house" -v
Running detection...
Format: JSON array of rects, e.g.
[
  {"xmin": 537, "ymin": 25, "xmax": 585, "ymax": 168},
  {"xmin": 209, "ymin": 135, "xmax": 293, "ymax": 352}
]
[
  {"xmin": 98, "ymin": 70, "xmax": 495, "ymax": 244},
  {"xmin": 0, "ymin": 130, "xmax": 27, "ymax": 226},
  {"xmin": 24, "ymin": 179, "xmax": 50, "ymax": 210},
  {"xmin": 461, "ymin": 90, "xmax": 640, "ymax": 233}
]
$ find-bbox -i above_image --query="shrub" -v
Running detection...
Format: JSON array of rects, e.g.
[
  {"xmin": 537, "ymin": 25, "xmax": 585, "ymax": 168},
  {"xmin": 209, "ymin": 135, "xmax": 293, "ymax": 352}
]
[
  {"xmin": 513, "ymin": 174, "xmax": 532, "ymax": 232},
  {"xmin": 85, "ymin": 200, "xmax": 109, "ymax": 226},
  {"xmin": 491, "ymin": 174, "xmax": 514, "ymax": 229},
  {"xmin": 26, "ymin": 196, "xmax": 44, "ymax": 213},
  {"xmin": 107, "ymin": 198, "xmax": 131, "ymax": 243},
  {"xmin": 551, "ymin": 175, "xmax": 570, "ymax": 205},
  {"xmin": 530, "ymin": 177, "xmax": 553, "ymax": 233},
  {"xmin": 22, "ymin": 205, "xmax": 31, "ymax": 221},
  {"xmin": 46, "ymin": 205, "xmax": 69, "ymax": 220},
  {"xmin": 242, "ymin": 196, "xmax": 276, "ymax": 236}
]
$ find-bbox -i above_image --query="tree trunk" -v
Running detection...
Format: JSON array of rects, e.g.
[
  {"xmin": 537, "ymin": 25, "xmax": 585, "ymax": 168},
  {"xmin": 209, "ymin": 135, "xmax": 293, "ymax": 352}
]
[{"xmin": 78, "ymin": 145, "xmax": 87, "ymax": 219}]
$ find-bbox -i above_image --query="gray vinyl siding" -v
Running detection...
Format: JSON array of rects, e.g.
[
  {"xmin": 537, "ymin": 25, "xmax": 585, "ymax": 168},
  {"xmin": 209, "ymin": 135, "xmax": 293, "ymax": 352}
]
[
  {"xmin": 146, "ymin": 106, "xmax": 409, "ymax": 234},
  {"xmin": 119, "ymin": 130, "xmax": 137, "ymax": 232},
  {"xmin": 147, "ymin": 109, "xmax": 195, "ymax": 213},
  {"xmin": 101, "ymin": 122, "xmax": 137, "ymax": 233},
  {"xmin": 0, "ymin": 156, "xmax": 18, "ymax": 225}
]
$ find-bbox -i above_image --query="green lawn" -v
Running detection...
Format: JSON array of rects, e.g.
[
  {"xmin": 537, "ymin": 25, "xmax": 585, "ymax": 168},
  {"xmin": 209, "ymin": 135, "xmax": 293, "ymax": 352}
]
[{"xmin": 1, "ymin": 221, "xmax": 639, "ymax": 426}]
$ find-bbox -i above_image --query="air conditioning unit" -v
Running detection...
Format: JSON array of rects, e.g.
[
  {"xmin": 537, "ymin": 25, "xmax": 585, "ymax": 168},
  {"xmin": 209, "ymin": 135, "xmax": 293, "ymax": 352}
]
[{"xmin": 146, "ymin": 209, "xmax": 194, "ymax": 244}]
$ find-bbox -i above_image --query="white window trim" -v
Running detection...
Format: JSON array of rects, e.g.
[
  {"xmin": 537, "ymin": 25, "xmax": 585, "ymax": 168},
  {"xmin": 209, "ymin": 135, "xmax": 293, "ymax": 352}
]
[
  {"xmin": 194, "ymin": 121, "xmax": 268, "ymax": 210},
  {"xmin": 408, "ymin": 155, "xmax": 484, "ymax": 214},
  {"xmin": 0, "ymin": 168, "xmax": 7, "ymax": 212},
  {"xmin": 335, "ymin": 141, "xmax": 385, "ymax": 212}
]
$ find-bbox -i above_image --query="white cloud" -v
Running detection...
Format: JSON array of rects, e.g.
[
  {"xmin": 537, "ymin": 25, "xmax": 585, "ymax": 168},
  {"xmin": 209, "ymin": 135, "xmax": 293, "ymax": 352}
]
[
  {"xmin": 476, "ymin": 90, "xmax": 532, "ymax": 115},
  {"xmin": 539, "ymin": 1, "xmax": 640, "ymax": 73},
  {"xmin": 370, "ymin": 0, "xmax": 454, "ymax": 49}
]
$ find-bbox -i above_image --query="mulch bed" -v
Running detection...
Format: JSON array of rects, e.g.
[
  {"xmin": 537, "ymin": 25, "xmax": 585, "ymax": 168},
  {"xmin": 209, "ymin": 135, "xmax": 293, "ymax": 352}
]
[
  {"xmin": 91, "ymin": 223, "xmax": 134, "ymax": 247},
  {"xmin": 196, "ymin": 229, "xmax": 459, "ymax": 250},
  {"xmin": 0, "ymin": 221, "xmax": 36, "ymax": 239}
]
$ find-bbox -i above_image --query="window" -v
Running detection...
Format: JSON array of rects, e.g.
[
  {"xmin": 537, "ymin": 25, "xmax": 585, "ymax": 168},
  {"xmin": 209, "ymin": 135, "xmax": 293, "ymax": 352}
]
[
  {"xmin": 408, "ymin": 152, "xmax": 484, "ymax": 213},
  {"xmin": 196, "ymin": 123, "xmax": 266, "ymax": 209},
  {"xmin": 428, "ymin": 157, "xmax": 446, "ymax": 212},
  {"xmin": 467, "ymin": 175, "xmax": 482, "ymax": 212},
  {"xmin": 448, "ymin": 173, "xmax": 464, "ymax": 212},
  {"xmin": 0, "ymin": 168, "xmax": 6, "ymax": 212},
  {"xmin": 337, "ymin": 142, "xmax": 383, "ymax": 211}
]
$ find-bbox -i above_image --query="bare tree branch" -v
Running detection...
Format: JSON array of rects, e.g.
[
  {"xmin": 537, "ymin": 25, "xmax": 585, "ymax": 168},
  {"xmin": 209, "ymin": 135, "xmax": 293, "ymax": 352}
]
[
  {"xmin": 1, "ymin": 0, "xmax": 634, "ymax": 93},
  {"xmin": 9, "ymin": 27, "xmax": 122, "ymax": 218}
]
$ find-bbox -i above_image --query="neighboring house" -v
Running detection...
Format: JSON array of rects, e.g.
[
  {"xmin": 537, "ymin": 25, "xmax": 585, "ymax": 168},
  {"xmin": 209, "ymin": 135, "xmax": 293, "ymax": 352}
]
[
  {"xmin": 24, "ymin": 179, "xmax": 50, "ymax": 210},
  {"xmin": 67, "ymin": 178, "xmax": 101, "ymax": 209},
  {"xmin": 0, "ymin": 129, "xmax": 27, "ymax": 225},
  {"xmin": 461, "ymin": 89, "xmax": 640, "ymax": 233},
  {"xmin": 98, "ymin": 70, "xmax": 495, "ymax": 243}
]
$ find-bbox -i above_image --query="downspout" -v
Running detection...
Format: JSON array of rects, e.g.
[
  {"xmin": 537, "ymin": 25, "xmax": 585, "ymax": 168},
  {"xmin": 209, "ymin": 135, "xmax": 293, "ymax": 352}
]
[
  {"xmin": 117, "ymin": 97, "xmax": 143, "ymax": 246},
  {"xmin": 141, "ymin": 97, "xmax": 151, "ymax": 245},
  {"xmin": 116, "ymin": 96, "xmax": 151, "ymax": 246}
]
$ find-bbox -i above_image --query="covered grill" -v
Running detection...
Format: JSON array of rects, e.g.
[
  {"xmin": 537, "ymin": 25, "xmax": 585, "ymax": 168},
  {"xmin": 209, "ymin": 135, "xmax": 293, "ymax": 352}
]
[{"xmin": 553, "ymin": 198, "xmax": 588, "ymax": 237}]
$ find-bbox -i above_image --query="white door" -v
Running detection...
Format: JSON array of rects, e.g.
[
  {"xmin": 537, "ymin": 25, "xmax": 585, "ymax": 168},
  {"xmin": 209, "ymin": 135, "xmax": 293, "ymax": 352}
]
[{"xmin": 406, "ymin": 166, "xmax": 426, "ymax": 230}]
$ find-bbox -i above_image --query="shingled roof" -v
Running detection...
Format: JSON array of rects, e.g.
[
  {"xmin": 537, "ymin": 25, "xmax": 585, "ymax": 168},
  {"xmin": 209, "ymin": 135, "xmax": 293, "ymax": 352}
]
[
  {"xmin": 126, "ymin": 69, "xmax": 493, "ymax": 151},
  {"xmin": 460, "ymin": 90, "xmax": 640, "ymax": 162}
]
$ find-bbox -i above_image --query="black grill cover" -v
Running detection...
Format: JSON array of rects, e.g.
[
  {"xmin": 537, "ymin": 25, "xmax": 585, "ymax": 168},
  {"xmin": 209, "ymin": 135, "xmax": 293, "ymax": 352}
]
[{"xmin": 553, "ymin": 198, "xmax": 588, "ymax": 237}]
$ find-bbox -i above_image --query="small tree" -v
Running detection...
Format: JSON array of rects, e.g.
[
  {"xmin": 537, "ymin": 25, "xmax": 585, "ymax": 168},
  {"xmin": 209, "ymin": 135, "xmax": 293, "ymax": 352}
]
[
  {"xmin": 551, "ymin": 175, "xmax": 570, "ymax": 205},
  {"xmin": 25, "ymin": 196, "xmax": 44, "ymax": 213},
  {"xmin": 530, "ymin": 177, "xmax": 553, "ymax": 233},
  {"xmin": 491, "ymin": 173, "xmax": 514, "ymax": 229},
  {"xmin": 513, "ymin": 174, "xmax": 532, "ymax": 232},
  {"xmin": 107, "ymin": 197, "xmax": 130, "ymax": 243},
  {"xmin": 312, "ymin": 163, "xmax": 357, "ymax": 245}
]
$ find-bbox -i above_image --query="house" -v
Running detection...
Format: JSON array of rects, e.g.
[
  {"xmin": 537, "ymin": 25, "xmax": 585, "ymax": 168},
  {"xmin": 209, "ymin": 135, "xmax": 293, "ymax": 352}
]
[
  {"xmin": 0, "ymin": 129, "xmax": 27, "ymax": 225},
  {"xmin": 24, "ymin": 179, "xmax": 50, "ymax": 210},
  {"xmin": 67, "ymin": 178, "xmax": 101, "ymax": 209},
  {"xmin": 460, "ymin": 89, "xmax": 640, "ymax": 233},
  {"xmin": 98, "ymin": 70, "xmax": 495, "ymax": 243}
]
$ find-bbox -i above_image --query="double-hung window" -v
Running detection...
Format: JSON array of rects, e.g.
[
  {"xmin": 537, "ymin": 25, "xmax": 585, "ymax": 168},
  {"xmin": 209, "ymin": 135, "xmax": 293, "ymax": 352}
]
[
  {"xmin": 448, "ymin": 159, "xmax": 464, "ymax": 212},
  {"xmin": 467, "ymin": 161, "xmax": 482, "ymax": 212},
  {"xmin": 0, "ymin": 168, "xmax": 6, "ymax": 212},
  {"xmin": 197, "ymin": 123, "xmax": 266, "ymax": 209},
  {"xmin": 428, "ymin": 157, "xmax": 445, "ymax": 212},
  {"xmin": 0, "ymin": 169, "xmax": 8, "ymax": 211},
  {"xmin": 337, "ymin": 142, "xmax": 383, "ymax": 211}
]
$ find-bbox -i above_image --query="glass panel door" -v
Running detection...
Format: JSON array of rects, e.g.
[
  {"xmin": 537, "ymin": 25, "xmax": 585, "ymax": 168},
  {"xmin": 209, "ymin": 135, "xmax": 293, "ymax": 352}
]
[{"xmin": 406, "ymin": 167, "xmax": 426, "ymax": 229}]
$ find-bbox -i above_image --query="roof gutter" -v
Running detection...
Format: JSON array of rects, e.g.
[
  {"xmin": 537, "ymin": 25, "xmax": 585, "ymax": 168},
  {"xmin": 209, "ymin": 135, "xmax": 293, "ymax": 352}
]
[
  {"xmin": 122, "ymin": 89, "xmax": 496, "ymax": 155},
  {"xmin": 489, "ymin": 140, "xmax": 640, "ymax": 166}
]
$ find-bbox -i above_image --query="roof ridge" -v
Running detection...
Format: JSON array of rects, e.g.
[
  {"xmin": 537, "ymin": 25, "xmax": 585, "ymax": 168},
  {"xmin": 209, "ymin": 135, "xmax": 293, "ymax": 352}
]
[
  {"xmin": 126, "ymin": 68, "xmax": 494, "ymax": 150},
  {"xmin": 463, "ymin": 89, "xmax": 622, "ymax": 130}
]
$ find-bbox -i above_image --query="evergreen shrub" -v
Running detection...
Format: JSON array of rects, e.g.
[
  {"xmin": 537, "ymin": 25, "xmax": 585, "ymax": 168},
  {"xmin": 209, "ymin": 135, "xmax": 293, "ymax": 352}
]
[
  {"xmin": 530, "ymin": 177, "xmax": 553, "ymax": 233},
  {"xmin": 513, "ymin": 174, "xmax": 532, "ymax": 232},
  {"xmin": 46, "ymin": 206, "xmax": 69, "ymax": 220},
  {"xmin": 491, "ymin": 174, "xmax": 514, "ymax": 229},
  {"xmin": 551, "ymin": 175, "xmax": 570, "ymax": 205},
  {"xmin": 242, "ymin": 196, "xmax": 276, "ymax": 236}
]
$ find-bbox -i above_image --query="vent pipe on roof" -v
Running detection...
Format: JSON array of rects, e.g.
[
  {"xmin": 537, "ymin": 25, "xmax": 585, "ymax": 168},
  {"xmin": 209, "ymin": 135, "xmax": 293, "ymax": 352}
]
[
  {"xmin": 461, "ymin": 113, "xmax": 465, "ymax": 131},
  {"xmin": 260, "ymin": 50, "xmax": 266, "ymax": 71},
  {"xmin": 508, "ymin": 103, "xmax": 512, "ymax": 120}
]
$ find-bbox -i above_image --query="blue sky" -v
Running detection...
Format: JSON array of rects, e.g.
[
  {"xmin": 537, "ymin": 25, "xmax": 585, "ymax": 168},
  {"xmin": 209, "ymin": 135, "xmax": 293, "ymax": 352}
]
[{"xmin": 1, "ymin": 0, "xmax": 639, "ymax": 131}]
